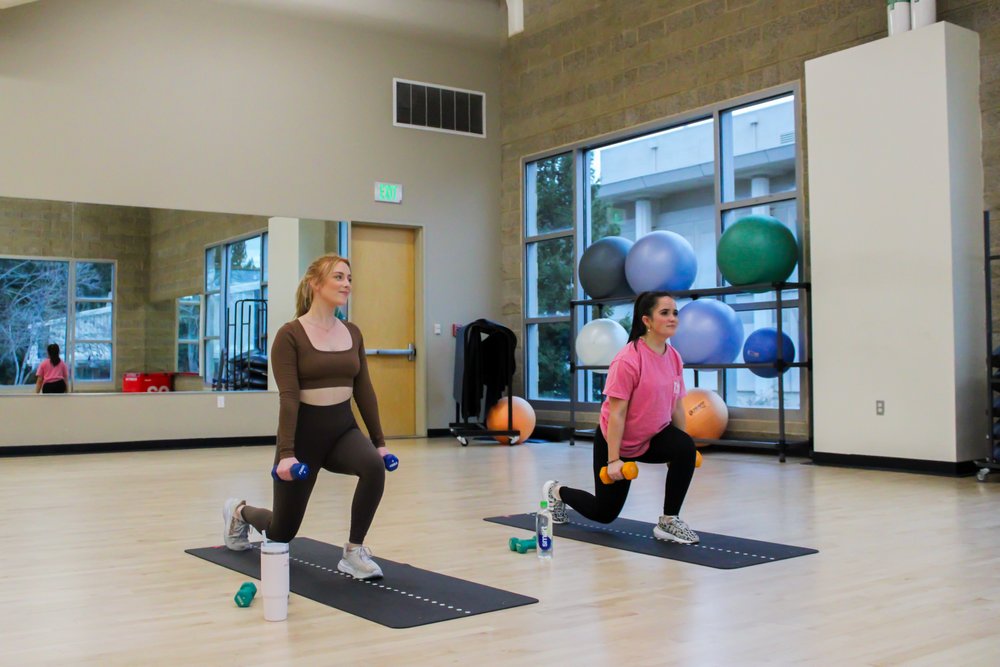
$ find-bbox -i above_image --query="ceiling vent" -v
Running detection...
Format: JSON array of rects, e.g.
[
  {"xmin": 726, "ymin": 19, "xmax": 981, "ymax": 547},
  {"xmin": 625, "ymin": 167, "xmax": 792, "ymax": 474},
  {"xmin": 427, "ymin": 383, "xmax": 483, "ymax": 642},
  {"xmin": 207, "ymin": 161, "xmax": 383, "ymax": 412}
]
[{"xmin": 394, "ymin": 78, "xmax": 485, "ymax": 138}]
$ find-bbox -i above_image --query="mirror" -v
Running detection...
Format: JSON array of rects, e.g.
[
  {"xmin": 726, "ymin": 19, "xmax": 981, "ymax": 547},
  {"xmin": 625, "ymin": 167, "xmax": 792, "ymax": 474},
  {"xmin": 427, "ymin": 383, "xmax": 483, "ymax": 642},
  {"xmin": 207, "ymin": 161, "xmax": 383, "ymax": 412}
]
[{"xmin": 0, "ymin": 195, "xmax": 341, "ymax": 393}]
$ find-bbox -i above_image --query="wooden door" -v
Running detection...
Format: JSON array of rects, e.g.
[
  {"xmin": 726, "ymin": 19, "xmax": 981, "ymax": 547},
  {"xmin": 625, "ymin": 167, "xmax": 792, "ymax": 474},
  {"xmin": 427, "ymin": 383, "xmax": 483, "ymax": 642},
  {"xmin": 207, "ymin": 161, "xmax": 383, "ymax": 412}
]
[{"xmin": 349, "ymin": 224, "xmax": 417, "ymax": 437}]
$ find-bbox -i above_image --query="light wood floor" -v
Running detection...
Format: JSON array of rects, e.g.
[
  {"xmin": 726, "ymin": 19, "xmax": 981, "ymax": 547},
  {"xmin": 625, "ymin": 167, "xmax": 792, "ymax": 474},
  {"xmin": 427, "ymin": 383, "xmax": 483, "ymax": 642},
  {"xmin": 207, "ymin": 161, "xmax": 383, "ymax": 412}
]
[{"xmin": 3, "ymin": 439, "xmax": 1000, "ymax": 666}]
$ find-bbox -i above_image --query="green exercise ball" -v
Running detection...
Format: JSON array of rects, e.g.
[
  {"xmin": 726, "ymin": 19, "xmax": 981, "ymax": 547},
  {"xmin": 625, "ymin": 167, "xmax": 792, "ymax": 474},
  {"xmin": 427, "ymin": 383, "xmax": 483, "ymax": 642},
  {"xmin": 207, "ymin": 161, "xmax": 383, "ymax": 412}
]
[{"xmin": 717, "ymin": 215, "xmax": 798, "ymax": 287}]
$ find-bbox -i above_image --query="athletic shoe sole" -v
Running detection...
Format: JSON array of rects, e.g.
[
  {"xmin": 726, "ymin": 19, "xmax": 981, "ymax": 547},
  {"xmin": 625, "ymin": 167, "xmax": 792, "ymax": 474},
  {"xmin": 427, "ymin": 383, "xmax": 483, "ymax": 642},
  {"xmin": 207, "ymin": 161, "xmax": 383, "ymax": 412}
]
[
  {"xmin": 541, "ymin": 480, "xmax": 568, "ymax": 524},
  {"xmin": 222, "ymin": 498, "xmax": 251, "ymax": 551}
]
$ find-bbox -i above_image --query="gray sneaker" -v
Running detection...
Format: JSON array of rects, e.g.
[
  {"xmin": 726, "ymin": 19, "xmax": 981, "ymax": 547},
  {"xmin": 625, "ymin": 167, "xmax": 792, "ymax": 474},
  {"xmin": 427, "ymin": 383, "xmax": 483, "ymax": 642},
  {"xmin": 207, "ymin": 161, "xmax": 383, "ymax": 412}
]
[
  {"xmin": 653, "ymin": 516, "xmax": 700, "ymax": 544},
  {"xmin": 338, "ymin": 544, "xmax": 384, "ymax": 580},
  {"xmin": 542, "ymin": 480, "xmax": 567, "ymax": 524},
  {"xmin": 222, "ymin": 498, "xmax": 250, "ymax": 551}
]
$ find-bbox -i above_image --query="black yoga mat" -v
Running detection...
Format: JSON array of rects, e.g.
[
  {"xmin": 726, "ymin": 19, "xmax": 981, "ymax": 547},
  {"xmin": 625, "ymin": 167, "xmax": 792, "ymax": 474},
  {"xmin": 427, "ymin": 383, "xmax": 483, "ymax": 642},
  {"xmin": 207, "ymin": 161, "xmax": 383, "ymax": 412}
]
[
  {"xmin": 186, "ymin": 537, "xmax": 537, "ymax": 628},
  {"xmin": 485, "ymin": 512, "xmax": 817, "ymax": 569}
]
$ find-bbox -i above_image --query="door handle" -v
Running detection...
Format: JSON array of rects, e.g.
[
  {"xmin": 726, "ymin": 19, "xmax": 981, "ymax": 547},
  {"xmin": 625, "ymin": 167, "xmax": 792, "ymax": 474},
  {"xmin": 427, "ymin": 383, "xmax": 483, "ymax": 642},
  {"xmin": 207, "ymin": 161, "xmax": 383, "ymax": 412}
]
[{"xmin": 366, "ymin": 343, "xmax": 416, "ymax": 362}]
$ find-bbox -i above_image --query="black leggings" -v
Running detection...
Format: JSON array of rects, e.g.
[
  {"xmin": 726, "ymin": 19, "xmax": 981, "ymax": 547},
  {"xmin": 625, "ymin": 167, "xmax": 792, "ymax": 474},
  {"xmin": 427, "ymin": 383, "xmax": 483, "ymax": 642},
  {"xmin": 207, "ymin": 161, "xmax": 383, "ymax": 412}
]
[
  {"xmin": 42, "ymin": 380, "xmax": 67, "ymax": 394},
  {"xmin": 559, "ymin": 423, "xmax": 696, "ymax": 523},
  {"xmin": 242, "ymin": 401, "xmax": 385, "ymax": 544}
]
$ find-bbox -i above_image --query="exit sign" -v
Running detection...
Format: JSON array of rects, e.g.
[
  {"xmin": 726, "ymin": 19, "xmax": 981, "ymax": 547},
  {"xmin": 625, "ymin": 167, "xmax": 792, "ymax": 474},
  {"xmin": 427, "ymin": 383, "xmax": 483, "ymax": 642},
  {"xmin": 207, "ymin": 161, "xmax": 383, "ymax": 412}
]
[{"xmin": 374, "ymin": 182, "xmax": 403, "ymax": 204}]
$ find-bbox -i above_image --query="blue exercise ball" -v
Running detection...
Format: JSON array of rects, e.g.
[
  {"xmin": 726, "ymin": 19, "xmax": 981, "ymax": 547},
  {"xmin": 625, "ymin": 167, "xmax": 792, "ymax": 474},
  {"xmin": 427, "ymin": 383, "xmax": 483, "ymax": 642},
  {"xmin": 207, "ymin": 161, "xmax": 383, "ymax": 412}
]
[
  {"xmin": 579, "ymin": 236, "xmax": 634, "ymax": 299},
  {"xmin": 671, "ymin": 299, "xmax": 743, "ymax": 364},
  {"xmin": 624, "ymin": 230, "xmax": 697, "ymax": 293},
  {"xmin": 742, "ymin": 328, "xmax": 796, "ymax": 378}
]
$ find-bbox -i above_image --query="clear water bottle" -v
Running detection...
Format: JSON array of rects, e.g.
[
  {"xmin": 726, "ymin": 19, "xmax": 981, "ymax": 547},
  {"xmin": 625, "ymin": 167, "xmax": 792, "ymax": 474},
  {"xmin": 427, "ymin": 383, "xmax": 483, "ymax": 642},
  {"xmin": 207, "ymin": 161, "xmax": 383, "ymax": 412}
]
[{"xmin": 536, "ymin": 500, "xmax": 553, "ymax": 560}]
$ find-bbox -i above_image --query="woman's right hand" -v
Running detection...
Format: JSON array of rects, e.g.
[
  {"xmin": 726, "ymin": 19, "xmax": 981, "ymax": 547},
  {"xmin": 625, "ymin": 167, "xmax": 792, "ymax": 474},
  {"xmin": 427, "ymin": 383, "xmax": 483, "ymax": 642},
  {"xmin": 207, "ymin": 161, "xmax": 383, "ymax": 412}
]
[
  {"xmin": 275, "ymin": 456, "xmax": 301, "ymax": 482},
  {"xmin": 606, "ymin": 458, "xmax": 625, "ymax": 481}
]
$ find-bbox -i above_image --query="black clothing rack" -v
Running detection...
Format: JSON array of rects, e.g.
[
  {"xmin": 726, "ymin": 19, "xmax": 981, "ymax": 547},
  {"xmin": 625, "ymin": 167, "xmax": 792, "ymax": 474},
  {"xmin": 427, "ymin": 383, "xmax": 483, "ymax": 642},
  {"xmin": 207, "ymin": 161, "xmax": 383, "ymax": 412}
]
[
  {"xmin": 568, "ymin": 282, "xmax": 813, "ymax": 462},
  {"xmin": 449, "ymin": 319, "xmax": 520, "ymax": 446},
  {"xmin": 976, "ymin": 211, "xmax": 1000, "ymax": 481}
]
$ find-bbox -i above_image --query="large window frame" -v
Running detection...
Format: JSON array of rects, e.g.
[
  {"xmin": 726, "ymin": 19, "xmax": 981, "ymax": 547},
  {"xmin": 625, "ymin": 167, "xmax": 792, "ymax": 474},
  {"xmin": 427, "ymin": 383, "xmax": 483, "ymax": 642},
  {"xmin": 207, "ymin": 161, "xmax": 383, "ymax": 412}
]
[
  {"xmin": 0, "ymin": 254, "xmax": 116, "ymax": 390},
  {"xmin": 523, "ymin": 84, "xmax": 806, "ymax": 422},
  {"xmin": 203, "ymin": 231, "xmax": 268, "ymax": 386}
]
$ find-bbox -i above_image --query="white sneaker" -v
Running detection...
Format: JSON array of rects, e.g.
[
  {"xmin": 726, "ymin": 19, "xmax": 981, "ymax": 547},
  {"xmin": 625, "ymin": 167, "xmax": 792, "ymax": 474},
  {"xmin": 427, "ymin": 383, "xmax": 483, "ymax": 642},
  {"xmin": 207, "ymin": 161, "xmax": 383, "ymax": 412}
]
[
  {"xmin": 222, "ymin": 498, "xmax": 250, "ymax": 551},
  {"xmin": 653, "ymin": 516, "xmax": 700, "ymax": 544},
  {"xmin": 338, "ymin": 544, "xmax": 384, "ymax": 580},
  {"xmin": 542, "ymin": 480, "xmax": 567, "ymax": 524}
]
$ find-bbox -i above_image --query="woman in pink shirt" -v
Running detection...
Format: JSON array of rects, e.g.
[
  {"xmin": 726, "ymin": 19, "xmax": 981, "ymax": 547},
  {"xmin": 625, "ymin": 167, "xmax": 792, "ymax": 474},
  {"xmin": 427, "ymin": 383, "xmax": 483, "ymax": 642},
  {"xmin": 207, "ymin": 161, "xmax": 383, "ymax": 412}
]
[
  {"xmin": 34, "ymin": 343, "xmax": 69, "ymax": 394},
  {"xmin": 543, "ymin": 291, "xmax": 700, "ymax": 544}
]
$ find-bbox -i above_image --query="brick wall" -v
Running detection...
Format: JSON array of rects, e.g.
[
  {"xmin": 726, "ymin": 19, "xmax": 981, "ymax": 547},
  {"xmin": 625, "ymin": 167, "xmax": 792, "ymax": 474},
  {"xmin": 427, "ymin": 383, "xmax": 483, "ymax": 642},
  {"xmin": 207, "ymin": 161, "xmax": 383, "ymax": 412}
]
[
  {"xmin": 148, "ymin": 209, "xmax": 267, "ymax": 303},
  {"xmin": 500, "ymin": 1, "xmax": 1000, "ymax": 423}
]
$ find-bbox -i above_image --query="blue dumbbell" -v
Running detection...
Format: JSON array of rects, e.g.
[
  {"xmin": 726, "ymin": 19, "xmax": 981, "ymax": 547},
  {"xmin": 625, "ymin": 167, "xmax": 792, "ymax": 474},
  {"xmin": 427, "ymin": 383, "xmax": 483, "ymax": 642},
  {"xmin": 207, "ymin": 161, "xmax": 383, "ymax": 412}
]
[
  {"xmin": 383, "ymin": 454, "xmax": 399, "ymax": 471},
  {"xmin": 271, "ymin": 462, "xmax": 310, "ymax": 481}
]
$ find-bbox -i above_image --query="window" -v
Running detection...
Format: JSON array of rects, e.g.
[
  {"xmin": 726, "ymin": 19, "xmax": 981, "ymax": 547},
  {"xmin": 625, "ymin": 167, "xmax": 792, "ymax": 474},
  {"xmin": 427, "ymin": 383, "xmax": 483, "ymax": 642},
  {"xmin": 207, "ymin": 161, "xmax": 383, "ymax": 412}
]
[
  {"xmin": 524, "ymin": 153, "xmax": 574, "ymax": 401},
  {"xmin": 0, "ymin": 257, "xmax": 115, "ymax": 386},
  {"xmin": 524, "ymin": 89, "xmax": 801, "ymax": 414},
  {"xmin": 177, "ymin": 295, "xmax": 201, "ymax": 374},
  {"xmin": 204, "ymin": 233, "xmax": 268, "ymax": 386}
]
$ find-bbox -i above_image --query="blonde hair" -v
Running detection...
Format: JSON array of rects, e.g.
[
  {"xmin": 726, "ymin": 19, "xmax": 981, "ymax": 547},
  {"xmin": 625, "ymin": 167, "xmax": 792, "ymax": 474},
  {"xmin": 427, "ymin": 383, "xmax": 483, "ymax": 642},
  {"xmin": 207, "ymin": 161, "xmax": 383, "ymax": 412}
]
[{"xmin": 295, "ymin": 253, "xmax": 352, "ymax": 318}]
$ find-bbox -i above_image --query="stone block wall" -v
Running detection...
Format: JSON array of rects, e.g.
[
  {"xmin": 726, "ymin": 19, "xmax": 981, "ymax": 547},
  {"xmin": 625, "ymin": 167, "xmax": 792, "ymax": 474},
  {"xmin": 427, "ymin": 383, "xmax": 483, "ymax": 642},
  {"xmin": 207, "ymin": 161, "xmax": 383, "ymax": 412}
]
[{"xmin": 500, "ymin": 1, "xmax": 1000, "ymax": 428}]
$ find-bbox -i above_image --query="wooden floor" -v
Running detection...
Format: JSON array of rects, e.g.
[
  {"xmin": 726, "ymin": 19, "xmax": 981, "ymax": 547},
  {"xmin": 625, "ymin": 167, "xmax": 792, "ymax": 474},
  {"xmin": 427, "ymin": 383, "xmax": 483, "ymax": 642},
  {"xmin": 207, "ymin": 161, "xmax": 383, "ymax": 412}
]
[{"xmin": 3, "ymin": 439, "xmax": 1000, "ymax": 666}]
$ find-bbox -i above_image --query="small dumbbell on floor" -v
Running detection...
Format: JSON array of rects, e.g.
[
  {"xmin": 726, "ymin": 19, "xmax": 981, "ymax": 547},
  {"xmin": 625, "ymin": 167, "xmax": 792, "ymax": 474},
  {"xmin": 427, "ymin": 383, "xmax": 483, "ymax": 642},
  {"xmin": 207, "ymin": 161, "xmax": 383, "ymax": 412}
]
[
  {"xmin": 234, "ymin": 581, "xmax": 257, "ymax": 608},
  {"xmin": 508, "ymin": 536, "xmax": 537, "ymax": 554}
]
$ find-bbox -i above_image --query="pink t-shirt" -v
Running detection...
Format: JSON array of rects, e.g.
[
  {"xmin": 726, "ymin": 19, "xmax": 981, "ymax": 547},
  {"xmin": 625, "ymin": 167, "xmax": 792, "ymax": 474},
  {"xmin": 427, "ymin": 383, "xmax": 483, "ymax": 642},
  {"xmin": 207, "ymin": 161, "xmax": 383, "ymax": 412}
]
[
  {"xmin": 36, "ymin": 359, "xmax": 68, "ymax": 384},
  {"xmin": 599, "ymin": 340, "xmax": 686, "ymax": 458}
]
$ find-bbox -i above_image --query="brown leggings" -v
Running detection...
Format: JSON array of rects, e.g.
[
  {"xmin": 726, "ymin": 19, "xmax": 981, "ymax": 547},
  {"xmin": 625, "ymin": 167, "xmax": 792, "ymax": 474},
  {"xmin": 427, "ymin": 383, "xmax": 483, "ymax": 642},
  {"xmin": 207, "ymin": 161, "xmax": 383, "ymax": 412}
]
[{"xmin": 242, "ymin": 401, "xmax": 385, "ymax": 544}]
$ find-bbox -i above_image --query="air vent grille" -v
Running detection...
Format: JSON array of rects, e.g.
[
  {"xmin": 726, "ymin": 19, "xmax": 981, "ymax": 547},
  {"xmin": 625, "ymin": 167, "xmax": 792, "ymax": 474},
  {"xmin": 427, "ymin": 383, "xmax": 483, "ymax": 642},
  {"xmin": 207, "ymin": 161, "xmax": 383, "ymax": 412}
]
[{"xmin": 394, "ymin": 78, "xmax": 485, "ymax": 138}]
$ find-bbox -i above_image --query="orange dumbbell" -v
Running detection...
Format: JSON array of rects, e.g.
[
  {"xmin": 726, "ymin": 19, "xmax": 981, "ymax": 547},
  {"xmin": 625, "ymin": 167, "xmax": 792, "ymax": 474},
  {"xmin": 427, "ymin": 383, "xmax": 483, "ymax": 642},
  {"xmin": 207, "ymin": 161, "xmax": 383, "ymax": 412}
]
[
  {"xmin": 599, "ymin": 461, "xmax": 638, "ymax": 485},
  {"xmin": 696, "ymin": 450, "xmax": 702, "ymax": 468}
]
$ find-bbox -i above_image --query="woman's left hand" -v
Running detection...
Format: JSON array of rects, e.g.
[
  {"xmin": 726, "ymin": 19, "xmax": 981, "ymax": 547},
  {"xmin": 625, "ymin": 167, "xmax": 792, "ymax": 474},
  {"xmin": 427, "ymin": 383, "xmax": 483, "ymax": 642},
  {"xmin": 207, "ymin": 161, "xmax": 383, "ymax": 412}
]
[{"xmin": 377, "ymin": 446, "xmax": 391, "ymax": 459}]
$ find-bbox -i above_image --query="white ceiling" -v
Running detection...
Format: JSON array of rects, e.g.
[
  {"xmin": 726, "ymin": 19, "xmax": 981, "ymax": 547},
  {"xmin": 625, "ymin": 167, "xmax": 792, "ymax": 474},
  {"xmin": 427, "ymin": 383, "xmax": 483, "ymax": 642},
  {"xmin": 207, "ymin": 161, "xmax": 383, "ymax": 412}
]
[{"xmin": 1, "ymin": 0, "xmax": 506, "ymax": 47}]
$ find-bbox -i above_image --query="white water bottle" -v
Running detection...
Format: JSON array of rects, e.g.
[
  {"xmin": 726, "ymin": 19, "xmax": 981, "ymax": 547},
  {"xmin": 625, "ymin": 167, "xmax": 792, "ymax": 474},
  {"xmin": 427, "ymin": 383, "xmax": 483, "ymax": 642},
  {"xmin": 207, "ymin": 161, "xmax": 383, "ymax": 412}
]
[
  {"xmin": 260, "ymin": 541, "xmax": 289, "ymax": 621},
  {"xmin": 536, "ymin": 501, "xmax": 553, "ymax": 560}
]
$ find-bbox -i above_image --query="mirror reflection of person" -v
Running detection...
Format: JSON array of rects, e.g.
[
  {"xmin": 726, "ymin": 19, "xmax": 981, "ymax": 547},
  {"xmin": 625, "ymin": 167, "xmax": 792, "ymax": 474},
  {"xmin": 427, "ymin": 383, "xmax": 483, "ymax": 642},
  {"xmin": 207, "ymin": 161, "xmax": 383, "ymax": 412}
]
[
  {"xmin": 35, "ymin": 343, "xmax": 69, "ymax": 394},
  {"xmin": 222, "ymin": 254, "xmax": 393, "ymax": 580}
]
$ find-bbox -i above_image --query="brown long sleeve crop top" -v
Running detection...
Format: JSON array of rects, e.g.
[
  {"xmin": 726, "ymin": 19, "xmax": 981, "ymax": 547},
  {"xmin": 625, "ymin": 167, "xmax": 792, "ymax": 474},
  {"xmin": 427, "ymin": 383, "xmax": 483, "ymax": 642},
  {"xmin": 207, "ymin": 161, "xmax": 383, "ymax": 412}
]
[{"xmin": 271, "ymin": 319, "xmax": 385, "ymax": 458}]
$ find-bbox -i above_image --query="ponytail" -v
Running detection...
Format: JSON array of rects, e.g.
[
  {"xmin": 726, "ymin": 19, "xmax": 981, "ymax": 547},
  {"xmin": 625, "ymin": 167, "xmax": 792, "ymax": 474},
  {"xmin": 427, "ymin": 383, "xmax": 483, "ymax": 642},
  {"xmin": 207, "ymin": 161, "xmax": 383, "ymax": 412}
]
[{"xmin": 47, "ymin": 343, "xmax": 61, "ymax": 366}]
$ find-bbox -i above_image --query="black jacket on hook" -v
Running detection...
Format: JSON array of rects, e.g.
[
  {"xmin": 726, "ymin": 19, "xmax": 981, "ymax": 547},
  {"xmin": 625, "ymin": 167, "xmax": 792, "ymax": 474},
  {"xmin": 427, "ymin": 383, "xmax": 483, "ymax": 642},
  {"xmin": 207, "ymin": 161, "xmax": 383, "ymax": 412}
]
[{"xmin": 453, "ymin": 319, "xmax": 517, "ymax": 421}]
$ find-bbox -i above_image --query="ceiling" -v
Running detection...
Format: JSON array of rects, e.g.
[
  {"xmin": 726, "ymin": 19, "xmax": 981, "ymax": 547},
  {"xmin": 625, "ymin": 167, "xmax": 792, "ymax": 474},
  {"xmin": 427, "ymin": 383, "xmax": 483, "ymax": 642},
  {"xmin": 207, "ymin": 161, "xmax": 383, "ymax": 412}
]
[{"xmin": 0, "ymin": 0, "xmax": 506, "ymax": 47}]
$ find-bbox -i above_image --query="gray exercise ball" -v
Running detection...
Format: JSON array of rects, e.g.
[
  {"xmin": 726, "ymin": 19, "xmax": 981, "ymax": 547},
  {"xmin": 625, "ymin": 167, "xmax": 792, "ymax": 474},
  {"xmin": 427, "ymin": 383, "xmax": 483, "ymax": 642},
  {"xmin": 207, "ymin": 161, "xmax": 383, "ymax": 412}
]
[{"xmin": 579, "ymin": 236, "xmax": 635, "ymax": 299}]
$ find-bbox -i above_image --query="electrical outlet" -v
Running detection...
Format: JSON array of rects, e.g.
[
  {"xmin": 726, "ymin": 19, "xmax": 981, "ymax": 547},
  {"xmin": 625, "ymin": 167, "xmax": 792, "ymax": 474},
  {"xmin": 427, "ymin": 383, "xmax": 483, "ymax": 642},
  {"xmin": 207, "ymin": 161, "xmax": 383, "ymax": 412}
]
[
  {"xmin": 434, "ymin": 323, "xmax": 442, "ymax": 335},
  {"xmin": 217, "ymin": 395, "xmax": 225, "ymax": 409},
  {"xmin": 875, "ymin": 400, "xmax": 884, "ymax": 416}
]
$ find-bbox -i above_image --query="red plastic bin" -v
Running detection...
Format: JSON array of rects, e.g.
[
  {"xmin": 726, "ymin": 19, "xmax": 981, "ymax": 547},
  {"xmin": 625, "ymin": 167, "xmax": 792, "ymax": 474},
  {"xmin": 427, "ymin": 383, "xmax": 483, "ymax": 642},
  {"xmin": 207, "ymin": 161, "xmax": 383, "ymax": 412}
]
[{"xmin": 122, "ymin": 372, "xmax": 174, "ymax": 393}]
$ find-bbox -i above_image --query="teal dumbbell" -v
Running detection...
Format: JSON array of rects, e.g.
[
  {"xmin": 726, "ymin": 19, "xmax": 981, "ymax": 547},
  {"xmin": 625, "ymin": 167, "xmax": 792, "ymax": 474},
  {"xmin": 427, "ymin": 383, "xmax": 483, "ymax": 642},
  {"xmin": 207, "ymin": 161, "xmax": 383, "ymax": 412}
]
[
  {"xmin": 508, "ymin": 536, "xmax": 537, "ymax": 554},
  {"xmin": 234, "ymin": 581, "xmax": 257, "ymax": 608}
]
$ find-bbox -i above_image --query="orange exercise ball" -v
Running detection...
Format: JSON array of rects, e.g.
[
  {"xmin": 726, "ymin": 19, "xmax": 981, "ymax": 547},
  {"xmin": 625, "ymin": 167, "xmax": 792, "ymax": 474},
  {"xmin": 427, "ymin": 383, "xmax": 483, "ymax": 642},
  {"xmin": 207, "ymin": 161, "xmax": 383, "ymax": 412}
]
[
  {"xmin": 681, "ymin": 388, "xmax": 728, "ymax": 443},
  {"xmin": 486, "ymin": 396, "xmax": 536, "ymax": 445}
]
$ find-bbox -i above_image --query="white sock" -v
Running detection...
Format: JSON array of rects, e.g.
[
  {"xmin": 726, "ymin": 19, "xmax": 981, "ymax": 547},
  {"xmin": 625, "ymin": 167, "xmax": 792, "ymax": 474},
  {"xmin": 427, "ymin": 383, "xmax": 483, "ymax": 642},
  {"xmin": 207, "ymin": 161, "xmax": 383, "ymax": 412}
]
[{"xmin": 661, "ymin": 515, "xmax": 677, "ymax": 525}]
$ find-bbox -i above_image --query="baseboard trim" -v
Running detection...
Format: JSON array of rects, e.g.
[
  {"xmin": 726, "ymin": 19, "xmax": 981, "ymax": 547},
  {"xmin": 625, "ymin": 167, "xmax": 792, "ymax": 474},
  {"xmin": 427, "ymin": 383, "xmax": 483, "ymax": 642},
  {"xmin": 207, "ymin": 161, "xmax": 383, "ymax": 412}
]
[
  {"xmin": 811, "ymin": 451, "xmax": 977, "ymax": 477},
  {"xmin": 0, "ymin": 436, "xmax": 276, "ymax": 457}
]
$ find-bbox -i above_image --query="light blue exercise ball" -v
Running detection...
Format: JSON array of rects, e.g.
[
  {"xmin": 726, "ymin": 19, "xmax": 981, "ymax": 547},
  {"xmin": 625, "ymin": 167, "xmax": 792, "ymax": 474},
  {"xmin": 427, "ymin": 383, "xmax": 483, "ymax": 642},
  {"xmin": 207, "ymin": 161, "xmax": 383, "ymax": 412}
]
[
  {"xmin": 671, "ymin": 299, "xmax": 743, "ymax": 364},
  {"xmin": 624, "ymin": 230, "xmax": 697, "ymax": 293}
]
